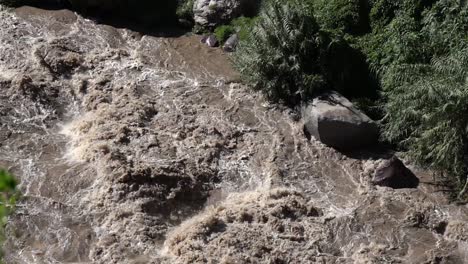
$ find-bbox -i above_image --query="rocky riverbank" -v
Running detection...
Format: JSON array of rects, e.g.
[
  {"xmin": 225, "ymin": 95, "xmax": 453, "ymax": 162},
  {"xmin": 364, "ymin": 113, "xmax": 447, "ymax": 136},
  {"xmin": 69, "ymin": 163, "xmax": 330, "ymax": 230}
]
[{"xmin": 0, "ymin": 5, "xmax": 467, "ymax": 264}]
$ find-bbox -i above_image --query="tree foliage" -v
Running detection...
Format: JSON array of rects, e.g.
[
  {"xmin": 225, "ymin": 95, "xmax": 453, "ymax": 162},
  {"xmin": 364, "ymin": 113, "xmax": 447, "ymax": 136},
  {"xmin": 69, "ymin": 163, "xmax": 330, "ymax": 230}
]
[
  {"xmin": 383, "ymin": 47, "xmax": 468, "ymax": 195},
  {"xmin": 313, "ymin": 0, "xmax": 370, "ymax": 34},
  {"xmin": 379, "ymin": 0, "xmax": 468, "ymax": 198},
  {"xmin": 176, "ymin": 0, "xmax": 194, "ymax": 21},
  {"xmin": 232, "ymin": 0, "xmax": 329, "ymax": 106},
  {"xmin": 214, "ymin": 16, "xmax": 257, "ymax": 44},
  {"xmin": 215, "ymin": 25, "xmax": 235, "ymax": 44}
]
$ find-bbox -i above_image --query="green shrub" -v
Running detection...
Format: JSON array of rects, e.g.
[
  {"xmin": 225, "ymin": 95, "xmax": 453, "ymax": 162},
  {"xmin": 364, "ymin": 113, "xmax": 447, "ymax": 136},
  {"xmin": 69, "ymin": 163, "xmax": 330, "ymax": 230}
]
[
  {"xmin": 176, "ymin": 0, "xmax": 194, "ymax": 21},
  {"xmin": 0, "ymin": 170, "xmax": 17, "ymax": 261},
  {"xmin": 380, "ymin": 0, "xmax": 468, "ymax": 198},
  {"xmin": 358, "ymin": 12, "xmax": 426, "ymax": 73},
  {"xmin": 214, "ymin": 25, "xmax": 235, "ymax": 44},
  {"xmin": 368, "ymin": 0, "xmax": 435, "ymax": 30},
  {"xmin": 354, "ymin": 0, "xmax": 445, "ymax": 72},
  {"xmin": 420, "ymin": 0, "xmax": 468, "ymax": 58},
  {"xmin": 230, "ymin": 16, "xmax": 257, "ymax": 41},
  {"xmin": 233, "ymin": 0, "xmax": 329, "ymax": 106},
  {"xmin": 313, "ymin": 0, "xmax": 370, "ymax": 34},
  {"xmin": 214, "ymin": 17, "xmax": 257, "ymax": 44},
  {"xmin": 382, "ymin": 46, "xmax": 468, "ymax": 198}
]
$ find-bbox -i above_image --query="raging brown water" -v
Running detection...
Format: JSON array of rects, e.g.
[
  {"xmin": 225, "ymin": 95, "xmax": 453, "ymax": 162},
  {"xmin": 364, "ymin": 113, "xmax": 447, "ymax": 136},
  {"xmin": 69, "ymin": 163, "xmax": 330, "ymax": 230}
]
[{"xmin": 1, "ymin": 5, "xmax": 467, "ymax": 264}]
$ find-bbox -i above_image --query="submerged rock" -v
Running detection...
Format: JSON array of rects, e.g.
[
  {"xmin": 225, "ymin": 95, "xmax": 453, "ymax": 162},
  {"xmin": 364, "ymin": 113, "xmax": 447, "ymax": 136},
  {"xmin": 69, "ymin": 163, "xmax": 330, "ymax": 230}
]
[
  {"xmin": 372, "ymin": 156, "xmax": 419, "ymax": 189},
  {"xmin": 301, "ymin": 92, "xmax": 379, "ymax": 150},
  {"xmin": 35, "ymin": 43, "xmax": 83, "ymax": 75}
]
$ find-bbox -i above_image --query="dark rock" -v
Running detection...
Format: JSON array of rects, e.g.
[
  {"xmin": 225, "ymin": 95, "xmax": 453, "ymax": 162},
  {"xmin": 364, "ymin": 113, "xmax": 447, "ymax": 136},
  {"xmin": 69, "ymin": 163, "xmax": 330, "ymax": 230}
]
[
  {"xmin": 203, "ymin": 35, "xmax": 219, "ymax": 47},
  {"xmin": 301, "ymin": 92, "xmax": 378, "ymax": 150},
  {"xmin": 372, "ymin": 156, "xmax": 419, "ymax": 189},
  {"xmin": 223, "ymin": 33, "xmax": 239, "ymax": 52},
  {"xmin": 433, "ymin": 221, "xmax": 448, "ymax": 235}
]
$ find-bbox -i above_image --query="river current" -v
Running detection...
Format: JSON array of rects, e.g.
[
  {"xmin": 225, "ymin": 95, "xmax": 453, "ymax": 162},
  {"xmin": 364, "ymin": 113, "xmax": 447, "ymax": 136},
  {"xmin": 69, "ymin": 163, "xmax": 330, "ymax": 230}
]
[{"xmin": 1, "ymin": 5, "xmax": 467, "ymax": 264}]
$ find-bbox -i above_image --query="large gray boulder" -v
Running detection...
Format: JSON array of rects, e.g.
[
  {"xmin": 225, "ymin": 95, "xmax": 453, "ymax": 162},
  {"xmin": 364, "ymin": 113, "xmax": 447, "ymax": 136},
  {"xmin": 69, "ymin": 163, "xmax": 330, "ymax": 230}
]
[
  {"xmin": 301, "ymin": 92, "xmax": 378, "ymax": 150},
  {"xmin": 193, "ymin": 0, "xmax": 260, "ymax": 29}
]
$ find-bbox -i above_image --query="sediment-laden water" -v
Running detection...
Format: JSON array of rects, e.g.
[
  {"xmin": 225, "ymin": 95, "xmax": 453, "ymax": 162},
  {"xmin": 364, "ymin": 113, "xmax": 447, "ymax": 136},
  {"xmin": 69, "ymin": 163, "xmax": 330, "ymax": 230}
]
[{"xmin": 0, "ymin": 5, "xmax": 467, "ymax": 264}]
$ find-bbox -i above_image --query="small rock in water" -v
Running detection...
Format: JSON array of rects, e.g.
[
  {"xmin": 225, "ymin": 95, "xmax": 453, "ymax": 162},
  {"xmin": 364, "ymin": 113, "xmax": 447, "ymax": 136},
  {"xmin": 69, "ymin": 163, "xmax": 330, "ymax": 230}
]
[
  {"xmin": 202, "ymin": 35, "xmax": 219, "ymax": 47},
  {"xmin": 372, "ymin": 156, "xmax": 419, "ymax": 189},
  {"xmin": 223, "ymin": 34, "xmax": 239, "ymax": 52}
]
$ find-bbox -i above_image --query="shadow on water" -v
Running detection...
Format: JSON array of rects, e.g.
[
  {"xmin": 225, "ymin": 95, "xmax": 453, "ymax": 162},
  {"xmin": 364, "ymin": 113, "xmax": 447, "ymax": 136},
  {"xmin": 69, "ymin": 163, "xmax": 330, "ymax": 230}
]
[
  {"xmin": 10, "ymin": 0, "xmax": 73, "ymax": 10},
  {"xmin": 11, "ymin": 1, "xmax": 189, "ymax": 38},
  {"xmin": 337, "ymin": 142, "xmax": 395, "ymax": 160},
  {"xmin": 87, "ymin": 16, "xmax": 189, "ymax": 39}
]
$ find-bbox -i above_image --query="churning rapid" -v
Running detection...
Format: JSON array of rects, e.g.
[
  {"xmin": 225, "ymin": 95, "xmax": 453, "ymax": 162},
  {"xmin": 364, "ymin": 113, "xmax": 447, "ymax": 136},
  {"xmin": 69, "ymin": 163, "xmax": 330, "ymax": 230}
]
[{"xmin": 0, "ymin": 5, "xmax": 467, "ymax": 264}]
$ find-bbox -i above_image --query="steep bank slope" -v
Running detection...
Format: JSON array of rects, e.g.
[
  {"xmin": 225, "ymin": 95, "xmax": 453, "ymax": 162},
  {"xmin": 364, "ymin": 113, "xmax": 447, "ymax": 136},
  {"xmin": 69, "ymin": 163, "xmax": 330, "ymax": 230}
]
[{"xmin": 0, "ymin": 6, "xmax": 467, "ymax": 264}]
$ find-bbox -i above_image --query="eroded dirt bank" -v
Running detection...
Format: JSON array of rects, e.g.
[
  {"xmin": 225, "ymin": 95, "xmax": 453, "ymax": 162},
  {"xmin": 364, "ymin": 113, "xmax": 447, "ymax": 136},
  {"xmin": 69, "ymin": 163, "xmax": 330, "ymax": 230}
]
[{"xmin": 0, "ymin": 5, "xmax": 467, "ymax": 264}]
